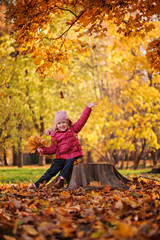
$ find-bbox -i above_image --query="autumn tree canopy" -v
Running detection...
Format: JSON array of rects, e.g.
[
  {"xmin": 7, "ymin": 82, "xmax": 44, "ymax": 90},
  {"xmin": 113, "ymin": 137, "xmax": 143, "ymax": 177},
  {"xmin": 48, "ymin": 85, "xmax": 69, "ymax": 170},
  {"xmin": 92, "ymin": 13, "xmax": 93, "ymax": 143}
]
[
  {"xmin": 5, "ymin": 0, "xmax": 160, "ymax": 76},
  {"xmin": 0, "ymin": 0, "xmax": 160, "ymax": 168}
]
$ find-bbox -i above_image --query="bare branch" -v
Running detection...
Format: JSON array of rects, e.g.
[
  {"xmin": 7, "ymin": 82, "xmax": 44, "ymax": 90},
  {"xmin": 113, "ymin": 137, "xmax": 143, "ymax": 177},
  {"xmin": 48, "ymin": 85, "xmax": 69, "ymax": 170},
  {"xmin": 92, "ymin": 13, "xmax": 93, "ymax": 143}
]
[
  {"xmin": 53, "ymin": 10, "xmax": 85, "ymax": 40},
  {"xmin": 27, "ymin": 101, "xmax": 40, "ymax": 132},
  {"xmin": 54, "ymin": 4, "xmax": 78, "ymax": 18}
]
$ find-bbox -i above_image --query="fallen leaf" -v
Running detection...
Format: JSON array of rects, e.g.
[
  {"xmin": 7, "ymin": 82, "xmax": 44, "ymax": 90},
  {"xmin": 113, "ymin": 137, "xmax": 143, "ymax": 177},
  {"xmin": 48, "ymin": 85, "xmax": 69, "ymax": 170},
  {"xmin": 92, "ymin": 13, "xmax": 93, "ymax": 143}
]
[
  {"xmin": 3, "ymin": 236, "xmax": 16, "ymax": 240},
  {"xmin": 115, "ymin": 200, "xmax": 123, "ymax": 209},
  {"xmin": 22, "ymin": 225, "xmax": 38, "ymax": 236},
  {"xmin": 113, "ymin": 222, "xmax": 134, "ymax": 238},
  {"xmin": 9, "ymin": 198, "xmax": 21, "ymax": 209}
]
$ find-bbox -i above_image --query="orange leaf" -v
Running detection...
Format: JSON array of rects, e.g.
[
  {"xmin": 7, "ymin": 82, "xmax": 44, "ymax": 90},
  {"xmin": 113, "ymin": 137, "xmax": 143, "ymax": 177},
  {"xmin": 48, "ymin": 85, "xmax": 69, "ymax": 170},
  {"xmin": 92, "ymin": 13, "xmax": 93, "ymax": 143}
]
[
  {"xmin": 60, "ymin": 91, "xmax": 64, "ymax": 98},
  {"xmin": 73, "ymin": 158, "xmax": 81, "ymax": 165},
  {"xmin": 103, "ymin": 185, "xmax": 111, "ymax": 192},
  {"xmin": 3, "ymin": 236, "xmax": 16, "ymax": 240},
  {"xmin": 113, "ymin": 222, "xmax": 134, "ymax": 238}
]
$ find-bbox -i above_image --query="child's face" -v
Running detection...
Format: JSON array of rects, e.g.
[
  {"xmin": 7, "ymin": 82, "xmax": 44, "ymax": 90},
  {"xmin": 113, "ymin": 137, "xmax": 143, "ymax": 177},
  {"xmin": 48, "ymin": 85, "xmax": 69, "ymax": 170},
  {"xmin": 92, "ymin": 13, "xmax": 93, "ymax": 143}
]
[{"xmin": 57, "ymin": 121, "xmax": 68, "ymax": 132}]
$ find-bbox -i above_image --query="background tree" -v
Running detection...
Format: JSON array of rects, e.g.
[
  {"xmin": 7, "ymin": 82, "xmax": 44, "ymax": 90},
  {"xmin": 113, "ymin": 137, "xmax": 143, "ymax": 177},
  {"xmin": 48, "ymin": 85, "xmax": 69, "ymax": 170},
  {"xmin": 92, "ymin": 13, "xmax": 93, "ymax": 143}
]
[
  {"xmin": 67, "ymin": 21, "xmax": 160, "ymax": 168},
  {"xmin": 0, "ymin": 0, "xmax": 160, "ymax": 169}
]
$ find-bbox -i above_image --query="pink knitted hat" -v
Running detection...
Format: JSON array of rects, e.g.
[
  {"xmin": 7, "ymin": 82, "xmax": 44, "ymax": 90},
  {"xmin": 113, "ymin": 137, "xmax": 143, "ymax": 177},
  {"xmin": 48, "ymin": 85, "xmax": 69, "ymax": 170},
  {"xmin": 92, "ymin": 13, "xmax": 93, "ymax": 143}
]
[
  {"xmin": 44, "ymin": 111, "xmax": 70, "ymax": 135},
  {"xmin": 54, "ymin": 110, "xmax": 69, "ymax": 126}
]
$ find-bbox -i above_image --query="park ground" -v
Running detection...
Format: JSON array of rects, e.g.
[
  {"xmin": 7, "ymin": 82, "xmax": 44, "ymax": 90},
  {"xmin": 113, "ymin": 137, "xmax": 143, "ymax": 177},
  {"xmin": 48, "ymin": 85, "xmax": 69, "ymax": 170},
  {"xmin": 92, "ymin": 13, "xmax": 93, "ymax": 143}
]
[
  {"xmin": 0, "ymin": 165, "xmax": 158, "ymax": 184},
  {"xmin": 0, "ymin": 165, "xmax": 160, "ymax": 240}
]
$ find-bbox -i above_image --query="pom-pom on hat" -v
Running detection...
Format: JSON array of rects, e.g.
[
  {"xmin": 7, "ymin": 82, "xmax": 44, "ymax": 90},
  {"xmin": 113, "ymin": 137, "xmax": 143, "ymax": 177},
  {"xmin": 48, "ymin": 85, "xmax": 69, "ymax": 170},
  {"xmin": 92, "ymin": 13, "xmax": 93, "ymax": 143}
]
[{"xmin": 54, "ymin": 110, "xmax": 69, "ymax": 126}]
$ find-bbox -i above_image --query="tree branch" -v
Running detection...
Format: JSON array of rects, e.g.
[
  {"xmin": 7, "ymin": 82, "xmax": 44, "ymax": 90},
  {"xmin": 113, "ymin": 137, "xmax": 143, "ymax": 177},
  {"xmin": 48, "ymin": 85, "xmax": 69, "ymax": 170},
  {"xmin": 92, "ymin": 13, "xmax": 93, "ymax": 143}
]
[
  {"xmin": 137, "ymin": 138, "xmax": 146, "ymax": 163},
  {"xmin": 53, "ymin": 10, "xmax": 85, "ymax": 40},
  {"xmin": 27, "ymin": 101, "xmax": 40, "ymax": 132},
  {"xmin": 54, "ymin": 4, "xmax": 78, "ymax": 18}
]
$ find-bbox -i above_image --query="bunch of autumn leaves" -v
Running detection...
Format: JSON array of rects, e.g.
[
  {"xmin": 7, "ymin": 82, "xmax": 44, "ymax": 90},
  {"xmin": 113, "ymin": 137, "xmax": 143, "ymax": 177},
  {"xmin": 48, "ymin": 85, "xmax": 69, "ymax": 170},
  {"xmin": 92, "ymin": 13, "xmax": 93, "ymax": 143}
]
[{"xmin": 26, "ymin": 135, "xmax": 47, "ymax": 154}]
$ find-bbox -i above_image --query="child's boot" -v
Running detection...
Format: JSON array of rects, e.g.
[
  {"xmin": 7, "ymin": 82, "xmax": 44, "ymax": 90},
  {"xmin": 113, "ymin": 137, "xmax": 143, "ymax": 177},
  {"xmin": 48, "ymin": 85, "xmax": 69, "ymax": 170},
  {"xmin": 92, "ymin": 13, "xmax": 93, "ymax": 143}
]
[{"xmin": 54, "ymin": 178, "xmax": 64, "ymax": 189}]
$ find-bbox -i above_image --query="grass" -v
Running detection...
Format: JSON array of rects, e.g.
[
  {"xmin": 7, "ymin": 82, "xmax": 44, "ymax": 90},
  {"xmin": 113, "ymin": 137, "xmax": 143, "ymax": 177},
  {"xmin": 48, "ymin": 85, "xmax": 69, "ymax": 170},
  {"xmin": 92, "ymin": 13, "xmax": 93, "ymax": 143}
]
[
  {"xmin": 0, "ymin": 166, "xmax": 49, "ymax": 184},
  {"xmin": 119, "ymin": 168, "xmax": 153, "ymax": 175},
  {"xmin": 0, "ymin": 165, "xmax": 159, "ymax": 184},
  {"xmin": 120, "ymin": 168, "xmax": 160, "ymax": 182}
]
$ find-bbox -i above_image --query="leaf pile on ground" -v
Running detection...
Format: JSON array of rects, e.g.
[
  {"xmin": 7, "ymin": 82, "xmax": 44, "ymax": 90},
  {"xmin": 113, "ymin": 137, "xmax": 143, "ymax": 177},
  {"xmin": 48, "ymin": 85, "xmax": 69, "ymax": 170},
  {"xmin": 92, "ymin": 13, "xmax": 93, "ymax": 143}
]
[{"xmin": 0, "ymin": 178, "xmax": 159, "ymax": 240}]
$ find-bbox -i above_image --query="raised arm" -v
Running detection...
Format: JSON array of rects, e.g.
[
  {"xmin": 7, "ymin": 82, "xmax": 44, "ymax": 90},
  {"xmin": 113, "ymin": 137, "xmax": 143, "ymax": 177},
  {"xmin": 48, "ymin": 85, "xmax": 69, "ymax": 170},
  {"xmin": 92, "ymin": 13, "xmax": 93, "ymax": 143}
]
[{"xmin": 72, "ymin": 102, "xmax": 97, "ymax": 133}]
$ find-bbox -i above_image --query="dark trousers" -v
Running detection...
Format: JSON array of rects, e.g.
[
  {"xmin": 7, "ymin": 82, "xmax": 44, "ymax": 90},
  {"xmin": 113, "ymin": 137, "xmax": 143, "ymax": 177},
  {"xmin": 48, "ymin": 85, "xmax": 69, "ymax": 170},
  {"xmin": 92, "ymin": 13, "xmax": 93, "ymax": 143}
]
[{"xmin": 34, "ymin": 157, "xmax": 79, "ymax": 188}]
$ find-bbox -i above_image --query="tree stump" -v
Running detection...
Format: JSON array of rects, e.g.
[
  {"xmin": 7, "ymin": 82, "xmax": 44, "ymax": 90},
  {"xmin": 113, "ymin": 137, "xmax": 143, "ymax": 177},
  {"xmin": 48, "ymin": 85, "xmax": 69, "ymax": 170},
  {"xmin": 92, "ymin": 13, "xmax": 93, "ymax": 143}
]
[
  {"xmin": 149, "ymin": 167, "xmax": 160, "ymax": 173},
  {"xmin": 67, "ymin": 163, "xmax": 130, "ymax": 190}
]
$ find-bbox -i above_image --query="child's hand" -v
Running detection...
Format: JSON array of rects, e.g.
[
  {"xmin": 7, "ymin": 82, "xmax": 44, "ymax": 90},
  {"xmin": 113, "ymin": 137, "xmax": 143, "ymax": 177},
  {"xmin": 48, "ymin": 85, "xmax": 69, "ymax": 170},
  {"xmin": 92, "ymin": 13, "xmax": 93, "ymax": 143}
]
[
  {"xmin": 37, "ymin": 147, "xmax": 43, "ymax": 156},
  {"xmin": 87, "ymin": 101, "xmax": 98, "ymax": 108}
]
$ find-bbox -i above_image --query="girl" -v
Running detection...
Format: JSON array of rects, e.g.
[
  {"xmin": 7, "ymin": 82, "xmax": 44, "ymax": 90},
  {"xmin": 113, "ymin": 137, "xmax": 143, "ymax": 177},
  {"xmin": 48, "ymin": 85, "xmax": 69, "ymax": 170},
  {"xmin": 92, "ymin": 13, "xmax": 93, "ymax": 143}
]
[{"xmin": 35, "ymin": 101, "xmax": 97, "ymax": 189}]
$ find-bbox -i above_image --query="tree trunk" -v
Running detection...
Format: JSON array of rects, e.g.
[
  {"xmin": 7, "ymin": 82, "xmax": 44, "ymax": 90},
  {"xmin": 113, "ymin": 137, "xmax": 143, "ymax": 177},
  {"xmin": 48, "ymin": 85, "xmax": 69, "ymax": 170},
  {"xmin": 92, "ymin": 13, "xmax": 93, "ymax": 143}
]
[
  {"xmin": 17, "ymin": 122, "xmax": 23, "ymax": 167},
  {"xmin": 133, "ymin": 160, "xmax": 138, "ymax": 170},
  {"xmin": 119, "ymin": 158, "xmax": 124, "ymax": 169},
  {"xmin": 3, "ymin": 149, "xmax": 8, "ymax": 166},
  {"xmin": 133, "ymin": 139, "xmax": 146, "ymax": 169},
  {"xmin": 12, "ymin": 146, "xmax": 18, "ymax": 166},
  {"xmin": 149, "ymin": 167, "xmax": 160, "ymax": 173},
  {"xmin": 106, "ymin": 150, "xmax": 115, "ymax": 165},
  {"xmin": 18, "ymin": 151, "xmax": 23, "ymax": 167},
  {"xmin": 18, "ymin": 143, "xmax": 23, "ymax": 168},
  {"xmin": 151, "ymin": 150, "xmax": 158, "ymax": 166},
  {"xmin": 126, "ymin": 154, "xmax": 129, "ymax": 169},
  {"xmin": 39, "ymin": 155, "xmax": 46, "ymax": 166},
  {"xmin": 67, "ymin": 163, "xmax": 130, "ymax": 190},
  {"xmin": 87, "ymin": 151, "xmax": 93, "ymax": 163}
]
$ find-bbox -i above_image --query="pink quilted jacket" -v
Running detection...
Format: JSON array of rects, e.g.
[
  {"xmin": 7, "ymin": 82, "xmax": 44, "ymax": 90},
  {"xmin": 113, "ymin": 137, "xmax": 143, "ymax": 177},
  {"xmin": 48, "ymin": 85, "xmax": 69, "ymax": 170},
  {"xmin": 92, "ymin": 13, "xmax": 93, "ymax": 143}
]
[{"xmin": 42, "ymin": 106, "xmax": 92, "ymax": 159}]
